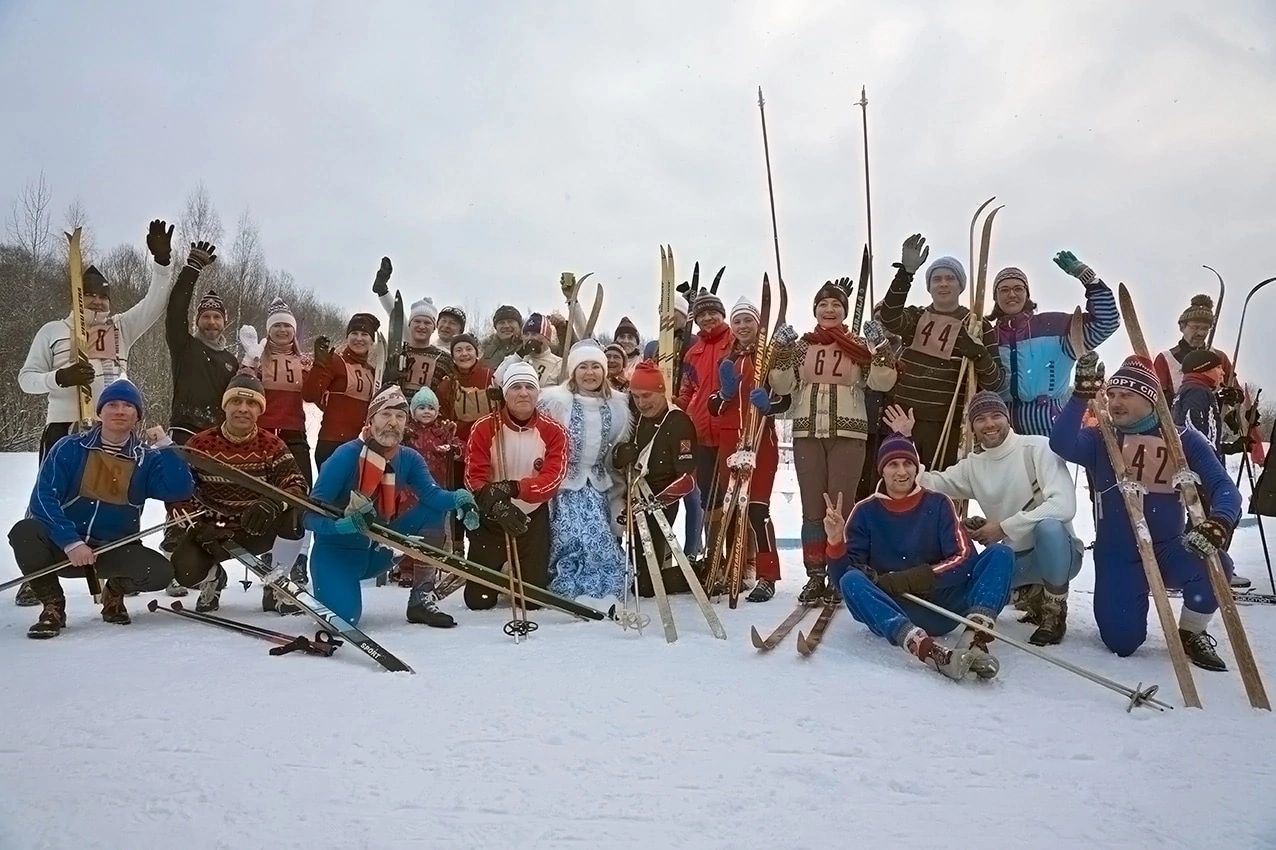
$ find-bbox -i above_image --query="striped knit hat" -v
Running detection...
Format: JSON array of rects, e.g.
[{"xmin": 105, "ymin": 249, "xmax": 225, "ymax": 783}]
[
  {"xmin": 222, "ymin": 373, "xmax": 266, "ymax": 411},
  {"xmin": 730, "ymin": 296, "xmax": 760, "ymax": 323},
  {"xmin": 367, "ymin": 385, "xmax": 409, "ymax": 421},
  {"xmin": 265, "ymin": 296, "xmax": 295, "ymax": 331},
  {"xmin": 197, "ymin": 290, "xmax": 226, "ymax": 318},
  {"xmin": 1108, "ymin": 355, "xmax": 1161, "ymax": 405},
  {"xmin": 522, "ymin": 312, "xmax": 552, "ymax": 339},
  {"xmin": 877, "ymin": 432, "xmax": 920, "ymax": 473},
  {"xmin": 993, "ymin": 267, "xmax": 1029, "ymax": 294},
  {"xmin": 967, "ymin": 390, "xmax": 1009, "ymax": 422},
  {"xmin": 693, "ymin": 290, "xmax": 725, "ymax": 318}
]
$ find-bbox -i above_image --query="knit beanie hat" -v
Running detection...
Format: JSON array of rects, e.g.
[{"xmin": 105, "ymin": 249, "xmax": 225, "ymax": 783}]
[
  {"xmin": 604, "ymin": 343, "xmax": 626, "ymax": 363},
  {"xmin": 1108, "ymin": 355, "xmax": 1161, "ymax": 405},
  {"xmin": 567, "ymin": 340, "xmax": 607, "ymax": 377},
  {"xmin": 925, "ymin": 256, "xmax": 967, "ymax": 292},
  {"xmin": 1178, "ymin": 294, "xmax": 1215, "ymax": 326},
  {"xmin": 993, "ymin": 267, "xmax": 1029, "ymax": 295},
  {"xmin": 265, "ymin": 296, "xmax": 296, "ymax": 331},
  {"xmin": 493, "ymin": 305, "xmax": 523, "ymax": 327},
  {"xmin": 83, "ymin": 265, "xmax": 110, "ymax": 298},
  {"xmin": 438, "ymin": 305, "xmax": 466, "ymax": 329},
  {"xmin": 693, "ymin": 290, "xmax": 726, "ymax": 319},
  {"xmin": 96, "ymin": 378, "xmax": 143, "ymax": 417},
  {"xmin": 367, "ymin": 385, "xmax": 409, "ymax": 421},
  {"xmin": 347, "ymin": 313, "xmax": 380, "ymax": 336},
  {"xmin": 197, "ymin": 290, "xmax": 226, "ymax": 318},
  {"xmin": 410, "ymin": 386, "xmax": 440, "ymax": 412},
  {"xmin": 812, "ymin": 280, "xmax": 850, "ymax": 316},
  {"xmin": 222, "ymin": 373, "xmax": 267, "ymax": 411},
  {"xmin": 967, "ymin": 390, "xmax": 1009, "ymax": 423},
  {"xmin": 877, "ymin": 432, "xmax": 920, "ymax": 473},
  {"xmin": 629, "ymin": 360, "xmax": 665, "ymax": 394},
  {"xmin": 409, "ymin": 297, "xmax": 438, "ymax": 323},
  {"xmin": 522, "ymin": 313, "xmax": 552, "ymax": 338},
  {"xmin": 614, "ymin": 316, "xmax": 640, "ymax": 342},
  {"xmin": 501, "ymin": 361, "xmax": 540, "ymax": 393},
  {"xmin": 450, "ymin": 333, "xmax": 480, "ymax": 355},
  {"xmin": 730, "ymin": 296, "xmax": 760, "ymax": 323},
  {"xmin": 1182, "ymin": 349, "xmax": 1223, "ymax": 374}
]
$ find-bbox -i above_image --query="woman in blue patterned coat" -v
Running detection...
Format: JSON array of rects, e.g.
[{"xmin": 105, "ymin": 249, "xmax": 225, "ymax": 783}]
[{"xmin": 538, "ymin": 341, "xmax": 632, "ymax": 602}]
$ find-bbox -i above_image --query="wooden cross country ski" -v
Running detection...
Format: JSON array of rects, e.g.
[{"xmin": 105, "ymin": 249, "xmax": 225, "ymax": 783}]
[
  {"xmin": 750, "ymin": 602, "xmax": 817, "ymax": 651},
  {"xmin": 796, "ymin": 601, "xmax": 839, "ymax": 656},
  {"xmin": 658, "ymin": 245, "xmax": 677, "ymax": 403},
  {"xmin": 1118, "ymin": 282, "xmax": 1270, "ymax": 710},
  {"xmin": 635, "ymin": 477, "xmax": 726, "ymax": 640},
  {"xmin": 65, "ymin": 227, "xmax": 102, "ymax": 602}
]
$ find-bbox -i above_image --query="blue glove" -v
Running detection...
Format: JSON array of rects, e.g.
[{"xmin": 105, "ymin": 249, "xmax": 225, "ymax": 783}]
[
  {"xmin": 332, "ymin": 511, "xmax": 370, "ymax": 536},
  {"xmin": 718, "ymin": 359, "xmax": 740, "ymax": 400},
  {"xmin": 749, "ymin": 387, "xmax": 772, "ymax": 414}
]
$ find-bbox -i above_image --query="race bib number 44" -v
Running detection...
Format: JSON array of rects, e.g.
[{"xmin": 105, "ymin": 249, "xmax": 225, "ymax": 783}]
[{"xmin": 908, "ymin": 313, "xmax": 962, "ymax": 359}]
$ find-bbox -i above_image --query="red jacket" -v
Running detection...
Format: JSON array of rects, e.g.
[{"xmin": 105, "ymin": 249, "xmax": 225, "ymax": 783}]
[
  {"xmin": 301, "ymin": 348, "xmax": 376, "ymax": 443},
  {"xmin": 408, "ymin": 419, "xmax": 464, "ymax": 489},
  {"xmin": 708, "ymin": 343, "xmax": 790, "ymax": 438},
  {"xmin": 464, "ymin": 409, "xmax": 567, "ymax": 508},
  {"xmin": 255, "ymin": 346, "xmax": 312, "ymax": 433},
  {"xmin": 676, "ymin": 323, "xmax": 733, "ymax": 447}
]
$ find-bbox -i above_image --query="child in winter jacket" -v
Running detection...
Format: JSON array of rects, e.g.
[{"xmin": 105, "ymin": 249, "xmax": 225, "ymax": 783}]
[{"xmin": 398, "ymin": 388, "xmax": 466, "ymax": 603}]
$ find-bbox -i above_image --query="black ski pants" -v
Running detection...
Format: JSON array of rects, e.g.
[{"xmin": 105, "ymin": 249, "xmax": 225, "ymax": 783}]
[
  {"xmin": 633, "ymin": 504, "xmax": 699, "ymax": 597},
  {"xmin": 9, "ymin": 518, "xmax": 173, "ymax": 603},
  {"xmin": 464, "ymin": 504, "xmax": 550, "ymax": 610}
]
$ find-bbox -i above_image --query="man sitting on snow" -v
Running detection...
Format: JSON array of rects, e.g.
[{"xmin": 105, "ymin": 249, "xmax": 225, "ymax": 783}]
[
  {"xmin": 825, "ymin": 433, "xmax": 1015, "ymax": 680},
  {"xmin": 1050, "ymin": 354, "xmax": 1240, "ymax": 671},
  {"xmin": 882, "ymin": 391, "xmax": 1083, "ymax": 646}
]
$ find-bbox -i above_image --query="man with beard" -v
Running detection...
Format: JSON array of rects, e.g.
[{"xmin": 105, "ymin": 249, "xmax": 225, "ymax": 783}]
[
  {"xmin": 304, "ymin": 386, "xmax": 478, "ymax": 626},
  {"xmin": 481, "ymin": 305, "xmax": 524, "ymax": 368},
  {"xmin": 303, "ymin": 312, "xmax": 380, "ymax": 469},
  {"xmin": 497, "ymin": 313, "xmax": 561, "ymax": 387},
  {"xmin": 370, "ymin": 258, "xmax": 454, "ymax": 397},
  {"xmin": 1051, "ymin": 355, "xmax": 1240, "ymax": 671},
  {"xmin": 1153, "ymin": 294, "xmax": 1236, "ymax": 405},
  {"xmin": 826, "ymin": 434, "xmax": 1015, "ymax": 681},
  {"xmin": 16, "ymin": 218, "xmax": 178, "ymax": 607},
  {"xmin": 463, "ymin": 362, "xmax": 568, "ymax": 610},
  {"xmin": 170, "ymin": 374, "xmax": 309, "ymax": 613},
  {"xmin": 613, "ymin": 360, "xmax": 698, "ymax": 596},
  {"xmin": 878, "ymin": 234, "xmax": 1004, "ymax": 471},
  {"xmin": 883, "ymin": 391, "xmax": 1083, "ymax": 645},
  {"xmin": 436, "ymin": 306, "xmax": 467, "ymax": 349}
]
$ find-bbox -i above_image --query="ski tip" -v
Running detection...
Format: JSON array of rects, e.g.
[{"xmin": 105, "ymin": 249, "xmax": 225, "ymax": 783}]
[
  {"xmin": 750, "ymin": 626, "xmax": 765, "ymax": 649},
  {"xmin": 796, "ymin": 632, "xmax": 813, "ymax": 656}
]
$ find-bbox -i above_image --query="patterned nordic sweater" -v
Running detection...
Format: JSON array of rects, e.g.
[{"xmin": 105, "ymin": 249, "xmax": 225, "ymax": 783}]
[
  {"xmin": 770, "ymin": 338, "xmax": 868, "ymax": 440},
  {"xmin": 179, "ymin": 425, "xmax": 309, "ymax": 528}
]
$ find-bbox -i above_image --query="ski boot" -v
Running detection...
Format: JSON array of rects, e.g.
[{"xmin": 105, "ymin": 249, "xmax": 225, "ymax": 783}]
[
  {"xmin": 27, "ymin": 596, "xmax": 67, "ymax": 640},
  {"xmin": 1230, "ymin": 573, "xmax": 1252, "ymax": 590},
  {"xmin": 1029, "ymin": 590, "xmax": 1068, "ymax": 646},
  {"xmin": 196, "ymin": 566, "xmax": 227, "ymax": 613},
  {"xmin": 289, "ymin": 554, "xmax": 309, "ymax": 586},
  {"xmin": 1012, "ymin": 584, "xmax": 1043, "ymax": 625},
  {"xmin": 15, "ymin": 582, "xmax": 39, "ymax": 607},
  {"xmin": 396, "ymin": 557, "xmax": 415, "ymax": 589},
  {"xmin": 1180, "ymin": 629, "xmax": 1227, "ymax": 672},
  {"xmin": 798, "ymin": 573, "xmax": 827, "ymax": 604},
  {"xmin": 159, "ymin": 523, "xmax": 184, "ymax": 555},
  {"xmin": 823, "ymin": 581, "xmax": 843, "ymax": 605},
  {"xmin": 906, "ymin": 629, "xmax": 974, "ymax": 681},
  {"xmin": 406, "ymin": 589, "xmax": 456, "ymax": 628},
  {"xmin": 746, "ymin": 579, "xmax": 775, "ymax": 603},
  {"xmin": 100, "ymin": 579, "xmax": 132, "ymax": 625},
  {"xmin": 955, "ymin": 614, "xmax": 999, "ymax": 679},
  {"xmin": 165, "ymin": 579, "xmax": 188, "ymax": 598}
]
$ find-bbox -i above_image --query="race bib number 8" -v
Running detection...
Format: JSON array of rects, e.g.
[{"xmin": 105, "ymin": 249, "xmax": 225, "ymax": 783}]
[
  {"xmin": 87, "ymin": 323, "xmax": 120, "ymax": 361},
  {"xmin": 1121, "ymin": 436, "xmax": 1175, "ymax": 494},
  {"xmin": 798, "ymin": 343, "xmax": 857, "ymax": 386},
  {"xmin": 908, "ymin": 312, "xmax": 961, "ymax": 360}
]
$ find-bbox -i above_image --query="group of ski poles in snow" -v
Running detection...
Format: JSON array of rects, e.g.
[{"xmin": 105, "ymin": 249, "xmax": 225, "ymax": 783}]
[{"xmin": 4, "ymin": 210, "xmax": 1275, "ymax": 711}]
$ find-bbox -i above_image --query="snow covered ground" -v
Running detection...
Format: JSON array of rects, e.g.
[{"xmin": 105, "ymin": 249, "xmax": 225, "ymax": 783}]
[{"xmin": 2, "ymin": 453, "xmax": 1275, "ymax": 849}]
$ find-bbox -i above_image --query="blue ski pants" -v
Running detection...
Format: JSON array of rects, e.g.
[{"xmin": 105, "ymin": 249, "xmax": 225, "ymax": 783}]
[{"xmin": 1011, "ymin": 518, "xmax": 1083, "ymax": 591}]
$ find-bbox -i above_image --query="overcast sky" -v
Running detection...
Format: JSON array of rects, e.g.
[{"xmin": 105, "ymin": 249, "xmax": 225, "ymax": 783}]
[{"xmin": 3, "ymin": 0, "xmax": 1275, "ymax": 389}]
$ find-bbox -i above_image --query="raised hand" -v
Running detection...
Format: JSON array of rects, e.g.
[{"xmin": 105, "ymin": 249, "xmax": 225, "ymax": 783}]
[
  {"xmin": 822, "ymin": 492, "xmax": 845, "ymax": 544},
  {"xmin": 312, "ymin": 335, "xmax": 333, "ymax": 366},
  {"xmin": 1073, "ymin": 352, "xmax": 1104, "ymax": 399},
  {"xmin": 897, "ymin": 233, "xmax": 930, "ymax": 274},
  {"xmin": 372, "ymin": 257, "xmax": 393, "ymax": 296},
  {"xmin": 1053, "ymin": 251, "xmax": 1095, "ymax": 285},
  {"xmin": 882, "ymin": 404, "xmax": 916, "ymax": 437},
  {"xmin": 146, "ymin": 220, "xmax": 174, "ymax": 266},
  {"xmin": 187, "ymin": 241, "xmax": 217, "ymax": 271}
]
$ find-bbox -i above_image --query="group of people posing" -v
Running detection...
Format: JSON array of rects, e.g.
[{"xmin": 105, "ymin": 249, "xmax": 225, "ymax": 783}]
[{"xmin": 9, "ymin": 218, "xmax": 1272, "ymax": 685}]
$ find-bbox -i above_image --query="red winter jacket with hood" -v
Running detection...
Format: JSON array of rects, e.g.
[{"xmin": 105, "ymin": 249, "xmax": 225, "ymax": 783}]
[{"xmin": 676, "ymin": 323, "xmax": 733, "ymax": 448}]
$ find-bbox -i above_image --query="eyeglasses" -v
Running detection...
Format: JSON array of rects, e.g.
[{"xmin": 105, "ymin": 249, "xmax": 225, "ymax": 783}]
[{"xmin": 998, "ymin": 286, "xmax": 1028, "ymax": 296}]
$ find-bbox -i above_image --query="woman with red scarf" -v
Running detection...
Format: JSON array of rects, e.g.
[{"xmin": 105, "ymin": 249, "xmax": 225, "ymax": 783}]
[
  {"xmin": 303, "ymin": 312, "xmax": 380, "ymax": 469},
  {"xmin": 769, "ymin": 279, "xmax": 878, "ymax": 603}
]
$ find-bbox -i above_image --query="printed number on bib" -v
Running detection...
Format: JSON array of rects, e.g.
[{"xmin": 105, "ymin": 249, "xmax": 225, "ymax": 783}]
[
  {"xmin": 87, "ymin": 324, "xmax": 119, "ymax": 361},
  {"xmin": 798, "ymin": 344, "xmax": 856, "ymax": 386},
  {"xmin": 909, "ymin": 313, "xmax": 961, "ymax": 359},
  {"xmin": 343, "ymin": 362, "xmax": 374, "ymax": 402},
  {"xmin": 405, "ymin": 354, "xmax": 439, "ymax": 390},
  {"xmin": 262, "ymin": 354, "xmax": 306, "ymax": 392},
  {"xmin": 1121, "ymin": 436, "xmax": 1175, "ymax": 494}
]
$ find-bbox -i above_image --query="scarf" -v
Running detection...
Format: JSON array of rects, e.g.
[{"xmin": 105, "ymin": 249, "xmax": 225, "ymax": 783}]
[
  {"xmin": 1116, "ymin": 411, "xmax": 1160, "ymax": 436},
  {"xmin": 356, "ymin": 429, "xmax": 399, "ymax": 518},
  {"xmin": 801, "ymin": 324, "xmax": 872, "ymax": 366},
  {"xmin": 1181, "ymin": 372, "xmax": 1219, "ymax": 392}
]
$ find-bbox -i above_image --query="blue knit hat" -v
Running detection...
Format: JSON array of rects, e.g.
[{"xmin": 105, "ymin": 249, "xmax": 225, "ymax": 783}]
[
  {"xmin": 410, "ymin": 386, "xmax": 440, "ymax": 411},
  {"xmin": 96, "ymin": 378, "xmax": 144, "ymax": 417},
  {"xmin": 877, "ymin": 432, "xmax": 920, "ymax": 474},
  {"xmin": 967, "ymin": 390, "xmax": 1009, "ymax": 423},
  {"xmin": 926, "ymin": 256, "xmax": 967, "ymax": 292}
]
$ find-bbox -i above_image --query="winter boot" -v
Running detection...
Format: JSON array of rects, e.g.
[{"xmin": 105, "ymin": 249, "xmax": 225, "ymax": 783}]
[
  {"xmin": 823, "ymin": 581, "xmax": 843, "ymax": 605},
  {"xmin": 165, "ymin": 579, "xmax": 188, "ymax": 598},
  {"xmin": 1230, "ymin": 573, "xmax": 1252, "ymax": 590},
  {"xmin": 1029, "ymin": 590, "xmax": 1068, "ymax": 646},
  {"xmin": 746, "ymin": 579, "xmax": 775, "ymax": 603},
  {"xmin": 263, "ymin": 578, "xmax": 302, "ymax": 616},
  {"xmin": 1013, "ymin": 584, "xmax": 1044, "ymax": 625},
  {"xmin": 196, "ymin": 566, "xmax": 227, "ymax": 613},
  {"xmin": 100, "ymin": 579, "xmax": 131, "ymax": 625},
  {"xmin": 905, "ymin": 628, "xmax": 973, "ymax": 681},
  {"xmin": 955, "ymin": 614, "xmax": 999, "ymax": 679},
  {"xmin": 289, "ymin": 554, "xmax": 309, "ymax": 586},
  {"xmin": 27, "ymin": 596, "xmax": 67, "ymax": 639},
  {"xmin": 1180, "ymin": 629, "xmax": 1227, "ymax": 672},
  {"xmin": 397, "ymin": 557, "xmax": 415, "ymax": 588},
  {"xmin": 406, "ymin": 589, "xmax": 457, "ymax": 628},
  {"xmin": 15, "ymin": 582, "xmax": 39, "ymax": 607},
  {"xmin": 798, "ymin": 572, "xmax": 827, "ymax": 604}
]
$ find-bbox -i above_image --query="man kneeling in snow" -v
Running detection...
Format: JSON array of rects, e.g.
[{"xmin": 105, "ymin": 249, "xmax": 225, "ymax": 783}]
[
  {"xmin": 304, "ymin": 386, "xmax": 478, "ymax": 627},
  {"xmin": 825, "ymin": 434, "xmax": 1015, "ymax": 680},
  {"xmin": 882, "ymin": 391, "xmax": 1084, "ymax": 646}
]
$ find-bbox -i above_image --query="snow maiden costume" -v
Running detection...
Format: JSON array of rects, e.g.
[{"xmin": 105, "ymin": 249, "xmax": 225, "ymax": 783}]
[{"xmin": 537, "ymin": 341, "xmax": 632, "ymax": 601}]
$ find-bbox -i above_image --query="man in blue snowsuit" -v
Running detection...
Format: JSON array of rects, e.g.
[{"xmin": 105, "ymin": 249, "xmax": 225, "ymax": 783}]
[
  {"xmin": 826, "ymin": 433, "xmax": 1015, "ymax": 681},
  {"xmin": 304, "ymin": 385, "xmax": 478, "ymax": 627},
  {"xmin": 1050, "ymin": 354, "xmax": 1238, "ymax": 671}
]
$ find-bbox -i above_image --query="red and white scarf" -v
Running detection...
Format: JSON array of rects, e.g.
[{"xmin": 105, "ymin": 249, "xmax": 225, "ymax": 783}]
[{"xmin": 356, "ymin": 429, "xmax": 399, "ymax": 518}]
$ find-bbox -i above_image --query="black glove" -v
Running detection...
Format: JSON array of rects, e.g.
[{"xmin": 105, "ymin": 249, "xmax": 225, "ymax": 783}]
[
  {"xmin": 241, "ymin": 499, "xmax": 282, "ymax": 536},
  {"xmin": 952, "ymin": 327, "xmax": 985, "ymax": 360},
  {"xmin": 963, "ymin": 516, "xmax": 987, "ymax": 532},
  {"xmin": 1216, "ymin": 385, "xmax": 1245, "ymax": 407},
  {"xmin": 146, "ymin": 219, "xmax": 174, "ymax": 266},
  {"xmin": 485, "ymin": 386, "xmax": 504, "ymax": 405},
  {"xmin": 186, "ymin": 241, "xmax": 217, "ymax": 272},
  {"xmin": 54, "ymin": 360, "xmax": 96, "ymax": 388},
  {"xmin": 313, "ymin": 336, "xmax": 333, "ymax": 366},
  {"xmin": 1185, "ymin": 515, "xmax": 1232, "ymax": 561},
  {"xmin": 487, "ymin": 499, "xmax": 530, "ymax": 537},
  {"xmin": 1073, "ymin": 352, "xmax": 1105, "ymax": 399},
  {"xmin": 192, "ymin": 522, "xmax": 235, "ymax": 551},
  {"xmin": 872, "ymin": 563, "xmax": 937, "ymax": 598},
  {"xmin": 613, "ymin": 442, "xmax": 640, "ymax": 468},
  {"xmin": 476, "ymin": 480, "xmax": 519, "ymax": 512},
  {"xmin": 894, "ymin": 233, "xmax": 930, "ymax": 275},
  {"xmin": 372, "ymin": 257, "xmax": 393, "ymax": 296}
]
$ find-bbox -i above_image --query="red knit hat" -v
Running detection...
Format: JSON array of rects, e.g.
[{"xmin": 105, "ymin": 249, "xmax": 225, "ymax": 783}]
[{"xmin": 629, "ymin": 360, "xmax": 665, "ymax": 394}]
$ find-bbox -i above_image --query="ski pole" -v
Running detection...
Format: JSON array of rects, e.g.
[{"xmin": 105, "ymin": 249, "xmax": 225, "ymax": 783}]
[
  {"xmin": 900, "ymin": 593, "xmax": 1173, "ymax": 712},
  {"xmin": 1, "ymin": 511, "xmax": 207, "ymax": 595},
  {"xmin": 148, "ymin": 599, "xmax": 339, "ymax": 657},
  {"xmin": 1240, "ymin": 453, "xmax": 1275, "ymax": 591}
]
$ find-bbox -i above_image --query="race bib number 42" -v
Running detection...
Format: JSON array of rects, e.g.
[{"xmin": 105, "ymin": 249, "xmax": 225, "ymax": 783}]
[{"xmin": 1121, "ymin": 435, "xmax": 1175, "ymax": 494}]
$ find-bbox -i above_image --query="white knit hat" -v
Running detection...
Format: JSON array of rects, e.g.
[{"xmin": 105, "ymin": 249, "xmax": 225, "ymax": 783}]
[
  {"xmin": 265, "ymin": 296, "xmax": 296, "ymax": 331},
  {"xmin": 730, "ymin": 295, "xmax": 759, "ymax": 322},
  {"xmin": 501, "ymin": 361, "xmax": 540, "ymax": 393},
  {"xmin": 410, "ymin": 297, "xmax": 438, "ymax": 323},
  {"xmin": 566, "ymin": 340, "xmax": 607, "ymax": 377}
]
